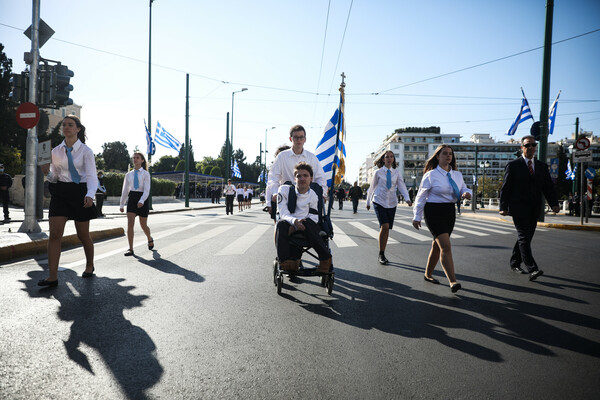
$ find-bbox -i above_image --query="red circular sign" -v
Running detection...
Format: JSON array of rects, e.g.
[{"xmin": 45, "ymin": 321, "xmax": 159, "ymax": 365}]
[
  {"xmin": 16, "ymin": 102, "xmax": 40, "ymax": 129},
  {"xmin": 575, "ymin": 137, "xmax": 591, "ymax": 151}
]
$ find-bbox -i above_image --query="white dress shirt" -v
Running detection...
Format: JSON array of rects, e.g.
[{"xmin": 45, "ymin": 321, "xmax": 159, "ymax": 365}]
[
  {"xmin": 48, "ymin": 139, "xmax": 98, "ymax": 199},
  {"xmin": 522, "ymin": 156, "xmax": 535, "ymax": 172},
  {"xmin": 278, "ymin": 185, "xmax": 319, "ymax": 225},
  {"xmin": 224, "ymin": 184, "xmax": 236, "ymax": 195},
  {"xmin": 266, "ymin": 148, "xmax": 327, "ymax": 201},
  {"xmin": 366, "ymin": 166, "xmax": 411, "ymax": 209},
  {"xmin": 413, "ymin": 166, "xmax": 472, "ymax": 222},
  {"xmin": 236, "ymin": 187, "xmax": 244, "ymax": 196},
  {"xmin": 120, "ymin": 168, "xmax": 151, "ymax": 208}
]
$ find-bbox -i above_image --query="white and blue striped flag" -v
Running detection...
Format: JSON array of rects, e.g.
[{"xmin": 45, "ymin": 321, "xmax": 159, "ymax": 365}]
[
  {"xmin": 548, "ymin": 91, "xmax": 560, "ymax": 135},
  {"xmin": 232, "ymin": 160, "xmax": 242, "ymax": 179},
  {"xmin": 507, "ymin": 88, "xmax": 533, "ymax": 135},
  {"xmin": 315, "ymin": 93, "xmax": 346, "ymax": 188},
  {"xmin": 154, "ymin": 121, "xmax": 182, "ymax": 153},
  {"xmin": 257, "ymin": 170, "xmax": 266, "ymax": 183},
  {"xmin": 144, "ymin": 120, "xmax": 155, "ymax": 156},
  {"xmin": 565, "ymin": 160, "xmax": 576, "ymax": 180}
]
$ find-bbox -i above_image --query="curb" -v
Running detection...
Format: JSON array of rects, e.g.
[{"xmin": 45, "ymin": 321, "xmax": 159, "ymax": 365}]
[
  {"xmin": 0, "ymin": 227, "xmax": 125, "ymax": 263},
  {"xmin": 459, "ymin": 212, "xmax": 600, "ymax": 231}
]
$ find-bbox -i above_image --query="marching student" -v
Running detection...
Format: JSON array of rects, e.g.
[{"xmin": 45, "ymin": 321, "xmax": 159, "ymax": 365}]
[
  {"xmin": 39, "ymin": 115, "xmax": 98, "ymax": 286},
  {"xmin": 120, "ymin": 152, "xmax": 153, "ymax": 256}
]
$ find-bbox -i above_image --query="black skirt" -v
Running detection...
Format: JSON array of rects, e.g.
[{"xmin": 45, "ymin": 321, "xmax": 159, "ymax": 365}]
[
  {"xmin": 424, "ymin": 202, "xmax": 456, "ymax": 238},
  {"xmin": 126, "ymin": 191, "xmax": 150, "ymax": 217},
  {"xmin": 48, "ymin": 181, "xmax": 98, "ymax": 222}
]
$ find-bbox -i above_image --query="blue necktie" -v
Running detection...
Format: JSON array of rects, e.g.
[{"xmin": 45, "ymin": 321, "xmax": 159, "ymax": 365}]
[
  {"xmin": 386, "ymin": 169, "xmax": 392, "ymax": 189},
  {"xmin": 134, "ymin": 169, "xmax": 139, "ymax": 190},
  {"xmin": 447, "ymin": 172, "xmax": 460, "ymax": 200},
  {"xmin": 65, "ymin": 146, "xmax": 81, "ymax": 184}
]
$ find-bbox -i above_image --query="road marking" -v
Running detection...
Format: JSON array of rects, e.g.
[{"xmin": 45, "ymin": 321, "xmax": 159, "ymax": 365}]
[
  {"xmin": 331, "ymin": 223, "xmax": 358, "ymax": 248},
  {"xmin": 454, "ymin": 221, "xmax": 512, "ymax": 234},
  {"xmin": 216, "ymin": 224, "xmax": 271, "ymax": 255},
  {"xmin": 451, "ymin": 226, "xmax": 489, "ymax": 236},
  {"xmin": 349, "ymin": 222, "xmax": 398, "ymax": 244}
]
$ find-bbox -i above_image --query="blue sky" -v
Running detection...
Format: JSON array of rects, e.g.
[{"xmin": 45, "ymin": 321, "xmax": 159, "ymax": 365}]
[{"xmin": 2, "ymin": 0, "xmax": 599, "ymax": 181}]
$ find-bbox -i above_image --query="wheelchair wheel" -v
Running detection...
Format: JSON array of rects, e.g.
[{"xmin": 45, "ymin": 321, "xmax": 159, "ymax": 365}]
[
  {"xmin": 326, "ymin": 275, "xmax": 334, "ymax": 295},
  {"xmin": 277, "ymin": 275, "xmax": 283, "ymax": 295},
  {"xmin": 273, "ymin": 260, "xmax": 278, "ymax": 286}
]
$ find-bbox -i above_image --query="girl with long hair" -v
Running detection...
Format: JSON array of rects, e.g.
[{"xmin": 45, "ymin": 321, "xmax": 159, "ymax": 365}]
[
  {"xmin": 120, "ymin": 152, "xmax": 153, "ymax": 256},
  {"xmin": 366, "ymin": 150, "xmax": 412, "ymax": 264},
  {"xmin": 412, "ymin": 145, "xmax": 472, "ymax": 293}
]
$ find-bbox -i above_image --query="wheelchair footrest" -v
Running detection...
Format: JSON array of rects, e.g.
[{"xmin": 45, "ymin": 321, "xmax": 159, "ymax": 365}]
[{"xmin": 279, "ymin": 266, "xmax": 334, "ymax": 277}]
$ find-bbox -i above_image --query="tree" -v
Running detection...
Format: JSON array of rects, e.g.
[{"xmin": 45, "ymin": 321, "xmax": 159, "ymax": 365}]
[
  {"xmin": 102, "ymin": 141, "xmax": 130, "ymax": 171},
  {"xmin": 174, "ymin": 159, "xmax": 185, "ymax": 171},
  {"xmin": 209, "ymin": 166, "xmax": 222, "ymax": 178},
  {"xmin": 178, "ymin": 140, "xmax": 196, "ymax": 172},
  {"xmin": 151, "ymin": 155, "xmax": 178, "ymax": 172},
  {"xmin": 95, "ymin": 153, "xmax": 106, "ymax": 172}
]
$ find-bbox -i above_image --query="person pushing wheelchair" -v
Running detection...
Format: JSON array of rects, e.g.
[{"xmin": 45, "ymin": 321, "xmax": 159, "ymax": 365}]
[{"xmin": 275, "ymin": 162, "xmax": 332, "ymax": 273}]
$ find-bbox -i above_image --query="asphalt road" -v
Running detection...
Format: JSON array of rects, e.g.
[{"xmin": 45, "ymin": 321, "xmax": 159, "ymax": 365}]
[{"xmin": 1, "ymin": 205, "xmax": 599, "ymax": 399}]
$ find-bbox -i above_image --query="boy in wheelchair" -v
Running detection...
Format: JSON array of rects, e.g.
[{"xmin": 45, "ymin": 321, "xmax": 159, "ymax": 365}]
[{"xmin": 276, "ymin": 162, "xmax": 332, "ymax": 273}]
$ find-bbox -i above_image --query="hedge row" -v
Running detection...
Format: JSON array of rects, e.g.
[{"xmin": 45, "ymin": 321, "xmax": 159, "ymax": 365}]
[{"xmin": 102, "ymin": 173, "xmax": 177, "ymax": 197}]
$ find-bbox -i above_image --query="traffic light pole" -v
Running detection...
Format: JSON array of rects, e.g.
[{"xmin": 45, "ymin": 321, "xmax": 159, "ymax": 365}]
[{"xmin": 19, "ymin": 0, "xmax": 41, "ymax": 233}]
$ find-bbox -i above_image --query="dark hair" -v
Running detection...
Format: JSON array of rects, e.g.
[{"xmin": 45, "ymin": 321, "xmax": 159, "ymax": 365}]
[
  {"xmin": 423, "ymin": 144, "xmax": 457, "ymax": 173},
  {"xmin": 133, "ymin": 152, "xmax": 147, "ymax": 170},
  {"xmin": 294, "ymin": 161, "xmax": 313, "ymax": 177},
  {"xmin": 62, "ymin": 115, "xmax": 86, "ymax": 143},
  {"xmin": 289, "ymin": 125, "xmax": 306, "ymax": 138},
  {"xmin": 274, "ymin": 145, "xmax": 290, "ymax": 157},
  {"xmin": 521, "ymin": 135, "xmax": 536, "ymax": 144},
  {"xmin": 375, "ymin": 151, "xmax": 397, "ymax": 169}
]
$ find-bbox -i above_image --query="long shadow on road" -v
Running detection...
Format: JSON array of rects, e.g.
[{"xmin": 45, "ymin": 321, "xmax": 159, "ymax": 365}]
[
  {"xmin": 134, "ymin": 250, "xmax": 205, "ymax": 282},
  {"xmin": 21, "ymin": 269, "xmax": 163, "ymax": 400},
  {"xmin": 297, "ymin": 267, "xmax": 600, "ymax": 362}
]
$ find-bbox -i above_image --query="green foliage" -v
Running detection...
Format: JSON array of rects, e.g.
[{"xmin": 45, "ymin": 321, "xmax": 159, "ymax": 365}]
[
  {"xmin": 0, "ymin": 44, "xmax": 28, "ymax": 159},
  {"xmin": 102, "ymin": 172, "xmax": 176, "ymax": 197},
  {"xmin": 95, "ymin": 154, "xmax": 106, "ymax": 172},
  {"xmin": 202, "ymin": 165, "xmax": 212, "ymax": 175},
  {"xmin": 151, "ymin": 155, "xmax": 178, "ymax": 172},
  {"xmin": 178, "ymin": 140, "xmax": 196, "ymax": 171},
  {"xmin": 0, "ymin": 146, "xmax": 23, "ymax": 176},
  {"xmin": 209, "ymin": 166, "xmax": 222, "ymax": 177},
  {"xmin": 102, "ymin": 141, "xmax": 130, "ymax": 171},
  {"xmin": 174, "ymin": 159, "xmax": 185, "ymax": 171},
  {"xmin": 394, "ymin": 126, "xmax": 440, "ymax": 134}
]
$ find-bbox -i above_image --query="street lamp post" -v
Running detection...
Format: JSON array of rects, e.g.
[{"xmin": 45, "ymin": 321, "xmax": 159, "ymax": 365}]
[
  {"xmin": 263, "ymin": 126, "xmax": 276, "ymax": 189},
  {"xmin": 230, "ymin": 88, "xmax": 248, "ymax": 169},
  {"xmin": 479, "ymin": 161, "xmax": 490, "ymax": 208}
]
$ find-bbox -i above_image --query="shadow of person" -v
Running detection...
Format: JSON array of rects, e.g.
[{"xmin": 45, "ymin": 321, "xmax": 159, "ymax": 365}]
[
  {"xmin": 133, "ymin": 251, "xmax": 205, "ymax": 283},
  {"xmin": 21, "ymin": 269, "xmax": 163, "ymax": 400}
]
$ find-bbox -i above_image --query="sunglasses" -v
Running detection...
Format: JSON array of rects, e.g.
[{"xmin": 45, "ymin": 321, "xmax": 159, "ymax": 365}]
[{"xmin": 523, "ymin": 143, "xmax": 538, "ymax": 148}]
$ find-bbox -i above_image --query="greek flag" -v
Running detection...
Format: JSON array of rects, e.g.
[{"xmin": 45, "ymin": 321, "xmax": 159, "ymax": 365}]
[
  {"xmin": 144, "ymin": 120, "xmax": 155, "ymax": 156},
  {"xmin": 257, "ymin": 170, "xmax": 266, "ymax": 183},
  {"xmin": 232, "ymin": 160, "xmax": 242, "ymax": 179},
  {"xmin": 548, "ymin": 91, "xmax": 560, "ymax": 135},
  {"xmin": 315, "ymin": 92, "xmax": 346, "ymax": 188},
  {"xmin": 565, "ymin": 160, "xmax": 576, "ymax": 180},
  {"xmin": 506, "ymin": 89, "xmax": 533, "ymax": 136},
  {"xmin": 154, "ymin": 121, "xmax": 182, "ymax": 153}
]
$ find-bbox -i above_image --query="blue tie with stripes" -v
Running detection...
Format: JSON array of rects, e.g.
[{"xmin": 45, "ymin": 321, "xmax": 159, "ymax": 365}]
[
  {"xmin": 65, "ymin": 146, "xmax": 81, "ymax": 184},
  {"xmin": 134, "ymin": 169, "xmax": 139, "ymax": 190},
  {"xmin": 447, "ymin": 172, "xmax": 460, "ymax": 200}
]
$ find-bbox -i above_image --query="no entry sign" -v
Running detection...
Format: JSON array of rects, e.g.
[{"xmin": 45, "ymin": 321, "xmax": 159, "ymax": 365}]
[{"xmin": 16, "ymin": 102, "xmax": 40, "ymax": 129}]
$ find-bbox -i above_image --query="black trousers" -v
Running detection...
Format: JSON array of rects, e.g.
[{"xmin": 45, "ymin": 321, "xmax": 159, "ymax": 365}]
[
  {"xmin": 95, "ymin": 193, "xmax": 104, "ymax": 216},
  {"xmin": 1, "ymin": 189, "xmax": 9, "ymax": 218},
  {"xmin": 511, "ymin": 213, "xmax": 539, "ymax": 272},
  {"xmin": 352, "ymin": 198, "xmax": 359, "ymax": 213},
  {"xmin": 226, "ymin": 194, "xmax": 235, "ymax": 214},
  {"xmin": 276, "ymin": 219, "xmax": 329, "ymax": 262}
]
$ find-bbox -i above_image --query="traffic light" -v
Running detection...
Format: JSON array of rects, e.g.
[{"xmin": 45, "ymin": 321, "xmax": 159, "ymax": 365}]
[
  {"xmin": 54, "ymin": 64, "xmax": 74, "ymax": 108},
  {"xmin": 37, "ymin": 64, "xmax": 52, "ymax": 106},
  {"xmin": 8, "ymin": 72, "xmax": 29, "ymax": 103}
]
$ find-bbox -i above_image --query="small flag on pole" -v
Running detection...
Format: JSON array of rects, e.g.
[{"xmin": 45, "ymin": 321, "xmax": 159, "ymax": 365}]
[
  {"xmin": 506, "ymin": 88, "xmax": 533, "ymax": 136},
  {"xmin": 144, "ymin": 120, "xmax": 155, "ymax": 156},
  {"xmin": 154, "ymin": 121, "xmax": 182, "ymax": 153},
  {"xmin": 548, "ymin": 91, "xmax": 561, "ymax": 135},
  {"xmin": 565, "ymin": 160, "xmax": 576, "ymax": 180},
  {"xmin": 232, "ymin": 160, "xmax": 242, "ymax": 179}
]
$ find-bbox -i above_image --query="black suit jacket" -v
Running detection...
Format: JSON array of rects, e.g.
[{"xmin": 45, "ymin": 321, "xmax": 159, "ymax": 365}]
[{"xmin": 499, "ymin": 157, "xmax": 559, "ymax": 218}]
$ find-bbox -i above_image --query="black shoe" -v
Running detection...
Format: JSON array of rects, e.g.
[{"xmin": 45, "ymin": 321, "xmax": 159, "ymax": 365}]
[
  {"xmin": 124, "ymin": 249, "xmax": 134, "ymax": 256},
  {"xmin": 82, "ymin": 267, "xmax": 95, "ymax": 278},
  {"xmin": 511, "ymin": 266, "xmax": 527, "ymax": 274},
  {"xmin": 38, "ymin": 279, "xmax": 58, "ymax": 287},
  {"xmin": 148, "ymin": 238, "xmax": 154, "ymax": 250},
  {"xmin": 529, "ymin": 270, "xmax": 544, "ymax": 281},
  {"xmin": 424, "ymin": 275, "xmax": 440, "ymax": 284},
  {"xmin": 378, "ymin": 254, "xmax": 389, "ymax": 265},
  {"xmin": 451, "ymin": 283, "xmax": 462, "ymax": 293}
]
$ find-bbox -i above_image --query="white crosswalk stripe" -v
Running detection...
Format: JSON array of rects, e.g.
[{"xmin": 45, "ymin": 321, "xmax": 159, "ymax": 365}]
[
  {"xmin": 331, "ymin": 223, "xmax": 358, "ymax": 248},
  {"xmin": 216, "ymin": 223, "xmax": 271, "ymax": 255},
  {"xmin": 349, "ymin": 221, "xmax": 398, "ymax": 244},
  {"xmin": 454, "ymin": 220, "xmax": 512, "ymax": 234}
]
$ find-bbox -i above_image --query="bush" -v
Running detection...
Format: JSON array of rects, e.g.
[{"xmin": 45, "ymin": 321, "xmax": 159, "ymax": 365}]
[{"xmin": 103, "ymin": 172, "xmax": 177, "ymax": 197}]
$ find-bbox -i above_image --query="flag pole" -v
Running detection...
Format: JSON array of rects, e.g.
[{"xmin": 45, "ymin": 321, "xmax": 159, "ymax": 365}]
[{"xmin": 327, "ymin": 72, "xmax": 346, "ymax": 215}]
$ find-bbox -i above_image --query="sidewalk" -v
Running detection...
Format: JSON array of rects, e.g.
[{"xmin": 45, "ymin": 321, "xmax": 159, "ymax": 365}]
[
  {"xmin": 0, "ymin": 198, "xmax": 235, "ymax": 263},
  {"xmin": 1, "ymin": 199, "xmax": 599, "ymax": 263}
]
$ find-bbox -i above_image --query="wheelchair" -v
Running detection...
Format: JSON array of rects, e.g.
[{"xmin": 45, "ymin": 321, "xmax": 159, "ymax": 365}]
[{"xmin": 272, "ymin": 182, "xmax": 335, "ymax": 296}]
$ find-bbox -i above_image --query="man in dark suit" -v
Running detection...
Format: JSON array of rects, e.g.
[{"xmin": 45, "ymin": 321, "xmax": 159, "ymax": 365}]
[{"xmin": 499, "ymin": 135, "xmax": 560, "ymax": 281}]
